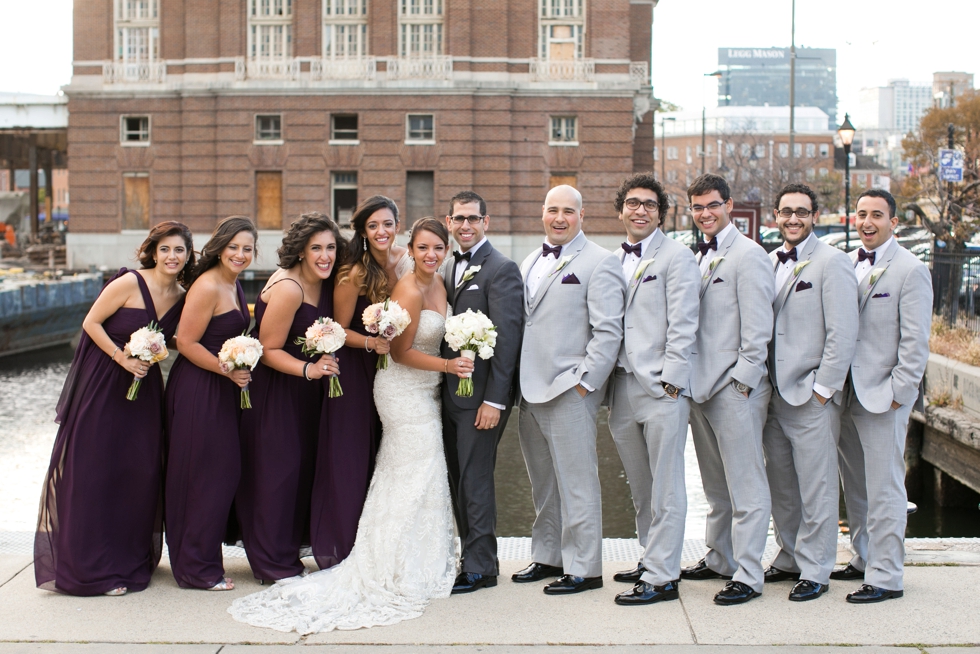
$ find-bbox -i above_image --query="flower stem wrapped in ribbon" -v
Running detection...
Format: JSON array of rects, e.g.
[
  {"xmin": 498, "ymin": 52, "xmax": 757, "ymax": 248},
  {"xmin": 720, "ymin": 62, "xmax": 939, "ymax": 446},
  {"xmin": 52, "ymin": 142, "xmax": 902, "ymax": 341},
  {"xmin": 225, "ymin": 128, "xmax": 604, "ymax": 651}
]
[
  {"xmin": 443, "ymin": 309, "xmax": 497, "ymax": 397},
  {"xmin": 218, "ymin": 334, "xmax": 263, "ymax": 409},
  {"xmin": 362, "ymin": 298, "xmax": 412, "ymax": 370},
  {"xmin": 296, "ymin": 317, "xmax": 346, "ymax": 398},
  {"xmin": 124, "ymin": 321, "xmax": 169, "ymax": 401}
]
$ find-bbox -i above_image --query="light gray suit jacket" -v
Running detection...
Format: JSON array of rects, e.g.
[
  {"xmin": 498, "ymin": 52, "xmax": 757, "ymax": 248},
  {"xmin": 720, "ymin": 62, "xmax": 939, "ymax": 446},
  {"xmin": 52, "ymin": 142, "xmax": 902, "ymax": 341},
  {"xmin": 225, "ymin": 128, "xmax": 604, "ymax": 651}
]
[
  {"xmin": 848, "ymin": 240, "xmax": 933, "ymax": 413},
  {"xmin": 618, "ymin": 230, "xmax": 701, "ymax": 398},
  {"xmin": 518, "ymin": 233, "xmax": 626, "ymax": 404},
  {"xmin": 769, "ymin": 236, "xmax": 858, "ymax": 407},
  {"xmin": 690, "ymin": 228, "xmax": 775, "ymax": 404}
]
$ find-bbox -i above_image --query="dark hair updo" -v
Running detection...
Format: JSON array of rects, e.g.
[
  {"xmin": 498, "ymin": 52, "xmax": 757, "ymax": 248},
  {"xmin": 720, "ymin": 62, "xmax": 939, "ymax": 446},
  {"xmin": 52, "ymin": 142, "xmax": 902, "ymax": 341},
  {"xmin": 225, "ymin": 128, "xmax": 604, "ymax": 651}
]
[
  {"xmin": 277, "ymin": 212, "xmax": 347, "ymax": 270},
  {"xmin": 408, "ymin": 216, "xmax": 449, "ymax": 248}
]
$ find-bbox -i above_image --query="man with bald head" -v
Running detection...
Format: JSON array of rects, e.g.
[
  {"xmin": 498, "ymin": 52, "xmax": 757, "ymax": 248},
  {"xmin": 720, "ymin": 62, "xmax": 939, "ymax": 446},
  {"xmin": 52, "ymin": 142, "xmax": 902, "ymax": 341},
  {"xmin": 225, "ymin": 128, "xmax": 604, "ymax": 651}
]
[{"xmin": 513, "ymin": 185, "xmax": 626, "ymax": 595}]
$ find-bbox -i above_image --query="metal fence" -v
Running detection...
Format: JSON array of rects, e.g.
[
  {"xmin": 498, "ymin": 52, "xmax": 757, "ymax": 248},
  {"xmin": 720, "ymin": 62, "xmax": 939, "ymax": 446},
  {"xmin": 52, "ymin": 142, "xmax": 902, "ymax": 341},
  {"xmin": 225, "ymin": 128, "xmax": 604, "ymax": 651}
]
[{"xmin": 923, "ymin": 249, "xmax": 980, "ymax": 333}]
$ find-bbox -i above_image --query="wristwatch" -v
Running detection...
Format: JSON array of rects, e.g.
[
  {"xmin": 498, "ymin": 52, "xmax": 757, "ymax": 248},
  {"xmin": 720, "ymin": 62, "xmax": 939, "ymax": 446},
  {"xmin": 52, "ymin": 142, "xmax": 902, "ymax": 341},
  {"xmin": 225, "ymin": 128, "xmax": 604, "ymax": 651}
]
[
  {"xmin": 733, "ymin": 380, "xmax": 751, "ymax": 395},
  {"xmin": 662, "ymin": 382, "xmax": 680, "ymax": 396}
]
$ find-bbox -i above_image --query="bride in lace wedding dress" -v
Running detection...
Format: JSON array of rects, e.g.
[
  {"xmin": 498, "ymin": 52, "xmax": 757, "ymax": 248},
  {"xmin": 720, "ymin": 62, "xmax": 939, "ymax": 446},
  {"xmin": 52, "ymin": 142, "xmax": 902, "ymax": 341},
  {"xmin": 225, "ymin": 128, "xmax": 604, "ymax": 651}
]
[{"xmin": 229, "ymin": 218, "xmax": 474, "ymax": 634}]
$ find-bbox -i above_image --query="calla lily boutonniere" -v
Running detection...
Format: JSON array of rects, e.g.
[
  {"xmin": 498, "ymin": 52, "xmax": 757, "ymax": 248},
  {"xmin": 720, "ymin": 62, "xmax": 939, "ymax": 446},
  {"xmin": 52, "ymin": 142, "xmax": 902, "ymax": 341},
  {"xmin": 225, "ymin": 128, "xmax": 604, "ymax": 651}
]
[
  {"xmin": 867, "ymin": 267, "xmax": 886, "ymax": 291},
  {"xmin": 457, "ymin": 265, "xmax": 481, "ymax": 287},
  {"xmin": 549, "ymin": 254, "xmax": 574, "ymax": 277},
  {"xmin": 632, "ymin": 258, "xmax": 655, "ymax": 285},
  {"xmin": 788, "ymin": 260, "xmax": 812, "ymax": 286},
  {"xmin": 703, "ymin": 256, "xmax": 725, "ymax": 280}
]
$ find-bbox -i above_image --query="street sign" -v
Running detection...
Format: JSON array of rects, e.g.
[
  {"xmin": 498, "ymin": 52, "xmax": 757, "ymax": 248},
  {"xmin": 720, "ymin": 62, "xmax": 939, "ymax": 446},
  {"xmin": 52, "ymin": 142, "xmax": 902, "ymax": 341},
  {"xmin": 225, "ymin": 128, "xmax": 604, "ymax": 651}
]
[{"xmin": 939, "ymin": 148, "xmax": 964, "ymax": 182}]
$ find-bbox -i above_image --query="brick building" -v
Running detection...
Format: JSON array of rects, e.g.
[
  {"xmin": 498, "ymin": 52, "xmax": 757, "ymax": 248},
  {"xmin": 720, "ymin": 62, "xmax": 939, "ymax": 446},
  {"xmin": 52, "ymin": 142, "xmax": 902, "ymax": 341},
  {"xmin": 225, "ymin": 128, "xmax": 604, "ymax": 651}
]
[{"xmin": 65, "ymin": 0, "xmax": 656, "ymax": 268}]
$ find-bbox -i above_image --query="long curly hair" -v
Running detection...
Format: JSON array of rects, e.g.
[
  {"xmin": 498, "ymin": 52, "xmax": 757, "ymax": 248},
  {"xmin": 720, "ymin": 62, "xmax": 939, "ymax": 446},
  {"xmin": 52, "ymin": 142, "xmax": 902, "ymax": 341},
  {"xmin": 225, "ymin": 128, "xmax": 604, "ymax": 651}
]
[
  {"xmin": 188, "ymin": 216, "xmax": 257, "ymax": 285},
  {"xmin": 336, "ymin": 195, "xmax": 400, "ymax": 304},
  {"xmin": 136, "ymin": 221, "xmax": 197, "ymax": 288},
  {"xmin": 277, "ymin": 212, "xmax": 348, "ymax": 271}
]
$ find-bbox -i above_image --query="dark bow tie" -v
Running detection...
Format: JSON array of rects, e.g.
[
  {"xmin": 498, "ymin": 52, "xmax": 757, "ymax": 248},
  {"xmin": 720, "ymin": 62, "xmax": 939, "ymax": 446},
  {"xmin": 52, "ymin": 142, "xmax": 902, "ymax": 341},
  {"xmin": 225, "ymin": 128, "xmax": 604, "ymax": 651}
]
[
  {"xmin": 776, "ymin": 247, "xmax": 798, "ymax": 264},
  {"xmin": 621, "ymin": 242, "xmax": 642, "ymax": 257},
  {"xmin": 453, "ymin": 250, "xmax": 472, "ymax": 263},
  {"xmin": 541, "ymin": 243, "xmax": 562, "ymax": 259},
  {"xmin": 857, "ymin": 249, "xmax": 875, "ymax": 264},
  {"xmin": 697, "ymin": 236, "xmax": 718, "ymax": 257}
]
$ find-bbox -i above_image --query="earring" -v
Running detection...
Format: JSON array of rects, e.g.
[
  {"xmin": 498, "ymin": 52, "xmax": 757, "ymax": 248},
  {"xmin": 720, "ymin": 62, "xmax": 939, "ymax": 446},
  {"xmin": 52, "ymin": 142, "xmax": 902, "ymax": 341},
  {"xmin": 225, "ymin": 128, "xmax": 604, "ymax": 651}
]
[{"xmin": 363, "ymin": 237, "xmax": 367, "ymax": 252}]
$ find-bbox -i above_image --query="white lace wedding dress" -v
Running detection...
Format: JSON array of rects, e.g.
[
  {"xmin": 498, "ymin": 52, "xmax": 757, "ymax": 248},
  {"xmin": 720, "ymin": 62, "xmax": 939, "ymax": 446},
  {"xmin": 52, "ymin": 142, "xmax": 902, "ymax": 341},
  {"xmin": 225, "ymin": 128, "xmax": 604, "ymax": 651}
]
[{"xmin": 228, "ymin": 309, "xmax": 457, "ymax": 634}]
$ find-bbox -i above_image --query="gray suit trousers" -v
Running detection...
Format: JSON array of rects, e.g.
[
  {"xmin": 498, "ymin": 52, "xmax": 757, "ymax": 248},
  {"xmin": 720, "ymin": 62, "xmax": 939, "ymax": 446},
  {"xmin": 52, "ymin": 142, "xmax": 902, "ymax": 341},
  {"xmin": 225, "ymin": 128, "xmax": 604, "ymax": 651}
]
[
  {"xmin": 689, "ymin": 380, "xmax": 772, "ymax": 592},
  {"xmin": 764, "ymin": 392, "xmax": 842, "ymax": 585},
  {"xmin": 519, "ymin": 388, "xmax": 604, "ymax": 578},
  {"xmin": 608, "ymin": 369, "xmax": 688, "ymax": 585},
  {"xmin": 837, "ymin": 387, "xmax": 912, "ymax": 591}
]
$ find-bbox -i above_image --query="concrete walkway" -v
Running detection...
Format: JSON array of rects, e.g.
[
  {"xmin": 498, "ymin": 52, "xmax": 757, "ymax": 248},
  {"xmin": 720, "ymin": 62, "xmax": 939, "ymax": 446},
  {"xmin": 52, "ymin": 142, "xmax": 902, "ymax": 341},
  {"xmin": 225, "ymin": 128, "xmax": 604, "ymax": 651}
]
[{"xmin": 1, "ymin": 547, "xmax": 979, "ymax": 652}]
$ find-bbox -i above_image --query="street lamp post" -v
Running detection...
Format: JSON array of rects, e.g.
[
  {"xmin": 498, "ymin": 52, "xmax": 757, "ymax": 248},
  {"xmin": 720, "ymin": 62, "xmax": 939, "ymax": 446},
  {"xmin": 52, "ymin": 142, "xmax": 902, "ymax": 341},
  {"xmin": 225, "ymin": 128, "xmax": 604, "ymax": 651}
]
[
  {"xmin": 838, "ymin": 113, "xmax": 856, "ymax": 251},
  {"xmin": 660, "ymin": 116, "xmax": 675, "ymax": 184}
]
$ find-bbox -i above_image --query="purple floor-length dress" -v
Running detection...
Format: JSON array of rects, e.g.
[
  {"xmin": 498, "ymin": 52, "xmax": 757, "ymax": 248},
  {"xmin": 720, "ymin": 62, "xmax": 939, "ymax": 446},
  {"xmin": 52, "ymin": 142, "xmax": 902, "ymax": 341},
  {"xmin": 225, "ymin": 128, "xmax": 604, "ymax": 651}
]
[
  {"xmin": 35, "ymin": 268, "xmax": 183, "ymax": 596},
  {"xmin": 310, "ymin": 293, "xmax": 382, "ymax": 569},
  {"xmin": 164, "ymin": 281, "xmax": 249, "ymax": 589},
  {"xmin": 237, "ymin": 279, "xmax": 332, "ymax": 581}
]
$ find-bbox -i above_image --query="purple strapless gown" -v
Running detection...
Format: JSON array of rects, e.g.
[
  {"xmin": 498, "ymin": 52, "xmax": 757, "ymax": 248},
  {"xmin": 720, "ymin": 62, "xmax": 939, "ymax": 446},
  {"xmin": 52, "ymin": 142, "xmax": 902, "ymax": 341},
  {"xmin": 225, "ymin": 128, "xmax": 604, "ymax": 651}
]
[
  {"xmin": 309, "ymin": 293, "xmax": 382, "ymax": 569},
  {"xmin": 236, "ymin": 279, "xmax": 332, "ymax": 581},
  {"xmin": 35, "ymin": 268, "xmax": 183, "ymax": 596},
  {"xmin": 164, "ymin": 281, "xmax": 249, "ymax": 589}
]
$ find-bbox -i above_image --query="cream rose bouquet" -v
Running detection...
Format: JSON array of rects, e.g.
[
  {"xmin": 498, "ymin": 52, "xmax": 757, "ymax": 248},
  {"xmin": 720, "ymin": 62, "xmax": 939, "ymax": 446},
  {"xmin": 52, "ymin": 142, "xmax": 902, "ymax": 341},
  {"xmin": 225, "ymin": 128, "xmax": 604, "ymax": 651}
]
[
  {"xmin": 296, "ymin": 317, "xmax": 347, "ymax": 398},
  {"xmin": 218, "ymin": 334, "xmax": 263, "ymax": 409},
  {"xmin": 124, "ymin": 321, "xmax": 169, "ymax": 401},
  {"xmin": 443, "ymin": 309, "xmax": 496, "ymax": 397},
  {"xmin": 362, "ymin": 298, "xmax": 412, "ymax": 370}
]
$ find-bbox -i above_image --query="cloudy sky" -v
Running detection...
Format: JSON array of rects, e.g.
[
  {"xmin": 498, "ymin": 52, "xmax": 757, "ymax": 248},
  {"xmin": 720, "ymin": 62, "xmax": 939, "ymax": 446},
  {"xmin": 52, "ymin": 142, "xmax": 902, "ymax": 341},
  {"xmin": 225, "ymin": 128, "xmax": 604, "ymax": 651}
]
[{"xmin": 1, "ymin": 0, "xmax": 976, "ymax": 125}]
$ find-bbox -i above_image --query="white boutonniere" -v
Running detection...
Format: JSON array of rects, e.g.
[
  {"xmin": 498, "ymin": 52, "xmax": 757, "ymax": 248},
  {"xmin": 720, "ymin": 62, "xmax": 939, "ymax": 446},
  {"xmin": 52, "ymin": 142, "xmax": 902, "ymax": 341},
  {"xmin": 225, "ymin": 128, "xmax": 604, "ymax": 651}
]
[
  {"xmin": 457, "ymin": 265, "xmax": 481, "ymax": 287},
  {"xmin": 867, "ymin": 267, "xmax": 886, "ymax": 290},
  {"xmin": 632, "ymin": 258, "xmax": 655, "ymax": 285},
  {"xmin": 549, "ymin": 255, "xmax": 574, "ymax": 277},
  {"xmin": 788, "ymin": 260, "xmax": 812, "ymax": 286},
  {"xmin": 703, "ymin": 256, "xmax": 725, "ymax": 280}
]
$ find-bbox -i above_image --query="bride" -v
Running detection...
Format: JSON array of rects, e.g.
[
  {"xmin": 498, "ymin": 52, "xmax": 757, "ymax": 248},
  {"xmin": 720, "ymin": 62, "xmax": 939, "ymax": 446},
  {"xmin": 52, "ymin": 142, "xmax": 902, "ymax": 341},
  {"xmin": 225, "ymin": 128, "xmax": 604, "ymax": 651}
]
[{"xmin": 229, "ymin": 217, "xmax": 474, "ymax": 634}]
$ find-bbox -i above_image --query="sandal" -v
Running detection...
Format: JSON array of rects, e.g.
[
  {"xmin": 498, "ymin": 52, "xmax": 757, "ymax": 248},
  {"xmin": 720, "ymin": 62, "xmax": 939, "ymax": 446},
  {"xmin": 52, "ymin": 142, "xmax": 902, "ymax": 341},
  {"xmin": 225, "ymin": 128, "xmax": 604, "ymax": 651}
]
[
  {"xmin": 206, "ymin": 577, "xmax": 234, "ymax": 591},
  {"xmin": 103, "ymin": 587, "xmax": 128, "ymax": 596}
]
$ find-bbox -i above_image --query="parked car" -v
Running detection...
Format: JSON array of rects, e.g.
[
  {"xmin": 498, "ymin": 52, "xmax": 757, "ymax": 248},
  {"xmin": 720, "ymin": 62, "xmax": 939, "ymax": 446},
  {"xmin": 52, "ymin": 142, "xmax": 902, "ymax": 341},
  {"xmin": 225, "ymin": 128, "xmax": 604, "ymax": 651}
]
[
  {"xmin": 759, "ymin": 226, "xmax": 783, "ymax": 252},
  {"xmin": 818, "ymin": 231, "xmax": 861, "ymax": 252},
  {"xmin": 666, "ymin": 230, "xmax": 696, "ymax": 247}
]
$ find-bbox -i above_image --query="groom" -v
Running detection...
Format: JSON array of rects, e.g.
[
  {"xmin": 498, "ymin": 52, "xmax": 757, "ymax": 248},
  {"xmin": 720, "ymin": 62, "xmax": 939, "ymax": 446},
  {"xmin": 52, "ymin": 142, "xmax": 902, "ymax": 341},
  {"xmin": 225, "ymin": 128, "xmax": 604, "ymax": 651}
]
[{"xmin": 441, "ymin": 190, "xmax": 524, "ymax": 594}]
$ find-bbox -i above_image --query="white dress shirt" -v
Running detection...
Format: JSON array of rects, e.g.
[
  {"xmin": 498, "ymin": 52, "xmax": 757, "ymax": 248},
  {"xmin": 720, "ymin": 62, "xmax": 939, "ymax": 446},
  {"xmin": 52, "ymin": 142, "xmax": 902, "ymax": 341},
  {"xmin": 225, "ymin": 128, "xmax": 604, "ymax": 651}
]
[
  {"xmin": 698, "ymin": 222, "xmax": 736, "ymax": 277},
  {"xmin": 773, "ymin": 232, "xmax": 815, "ymax": 293},
  {"xmin": 453, "ymin": 236, "xmax": 488, "ymax": 287},
  {"xmin": 620, "ymin": 229, "xmax": 659, "ymax": 283},
  {"xmin": 854, "ymin": 236, "xmax": 894, "ymax": 283}
]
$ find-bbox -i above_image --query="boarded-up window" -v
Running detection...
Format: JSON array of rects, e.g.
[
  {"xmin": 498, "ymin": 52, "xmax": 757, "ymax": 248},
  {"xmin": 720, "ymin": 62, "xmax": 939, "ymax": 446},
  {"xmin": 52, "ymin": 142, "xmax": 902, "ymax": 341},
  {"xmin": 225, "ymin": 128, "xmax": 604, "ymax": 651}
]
[
  {"xmin": 549, "ymin": 174, "xmax": 576, "ymax": 190},
  {"xmin": 122, "ymin": 173, "xmax": 150, "ymax": 229},
  {"xmin": 256, "ymin": 171, "xmax": 282, "ymax": 229},
  {"xmin": 405, "ymin": 171, "xmax": 434, "ymax": 225}
]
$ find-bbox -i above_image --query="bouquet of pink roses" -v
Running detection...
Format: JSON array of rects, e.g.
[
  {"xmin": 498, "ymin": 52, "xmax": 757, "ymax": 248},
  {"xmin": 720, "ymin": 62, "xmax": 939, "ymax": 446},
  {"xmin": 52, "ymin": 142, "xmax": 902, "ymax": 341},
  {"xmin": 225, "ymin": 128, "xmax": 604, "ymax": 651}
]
[
  {"xmin": 361, "ymin": 298, "xmax": 411, "ymax": 370},
  {"xmin": 218, "ymin": 334, "xmax": 263, "ymax": 409},
  {"xmin": 124, "ymin": 321, "xmax": 169, "ymax": 401},
  {"xmin": 295, "ymin": 317, "xmax": 346, "ymax": 398}
]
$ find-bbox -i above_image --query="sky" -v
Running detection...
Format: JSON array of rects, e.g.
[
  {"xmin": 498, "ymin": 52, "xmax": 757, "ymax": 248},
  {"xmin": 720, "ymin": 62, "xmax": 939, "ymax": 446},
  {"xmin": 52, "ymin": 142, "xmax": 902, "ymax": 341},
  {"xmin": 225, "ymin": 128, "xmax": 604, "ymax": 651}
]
[{"xmin": 0, "ymin": 0, "xmax": 977, "ymax": 125}]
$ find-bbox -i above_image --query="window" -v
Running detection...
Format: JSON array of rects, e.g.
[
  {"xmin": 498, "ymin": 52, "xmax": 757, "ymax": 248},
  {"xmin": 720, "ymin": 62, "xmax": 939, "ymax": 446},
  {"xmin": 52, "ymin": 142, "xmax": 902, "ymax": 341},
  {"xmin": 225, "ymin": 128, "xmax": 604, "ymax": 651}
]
[
  {"xmin": 806, "ymin": 168, "xmax": 816, "ymax": 180},
  {"xmin": 550, "ymin": 116, "xmax": 577, "ymax": 145},
  {"xmin": 249, "ymin": 0, "xmax": 293, "ymax": 61},
  {"xmin": 779, "ymin": 143, "xmax": 789, "ymax": 158},
  {"xmin": 256, "ymin": 171, "xmax": 283, "ymax": 229},
  {"xmin": 666, "ymin": 170, "xmax": 678, "ymax": 183},
  {"xmin": 685, "ymin": 146, "xmax": 692, "ymax": 164},
  {"xmin": 115, "ymin": 0, "xmax": 159, "ymax": 63},
  {"xmin": 793, "ymin": 143, "xmax": 802, "ymax": 158},
  {"xmin": 755, "ymin": 144, "xmax": 766, "ymax": 158},
  {"xmin": 539, "ymin": 0, "xmax": 584, "ymax": 60},
  {"xmin": 549, "ymin": 174, "xmax": 577, "ymax": 189},
  {"xmin": 726, "ymin": 143, "xmax": 735, "ymax": 157},
  {"xmin": 666, "ymin": 146, "xmax": 678, "ymax": 161},
  {"xmin": 121, "ymin": 115, "xmax": 150, "ymax": 145},
  {"xmin": 332, "ymin": 172, "xmax": 358, "ymax": 225},
  {"xmin": 805, "ymin": 143, "xmax": 815, "ymax": 158},
  {"xmin": 818, "ymin": 167, "xmax": 828, "ymax": 177},
  {"xmin": 255, "ymin": 114, "xmax": 283, "ymax": 142},
  {"xmin": 323, "ymin": 0, "xmax": 368, "ymax": 58},
  {"xmin": 122, "ymin": 173, "xmax": 150, "ymax": 230},
  {"xmin": 819, "ymin": 143, "xmax": 829, "ymax": 157},
  {"xmin": 406, "ymin": 171, "xmax": 434, "ymax": 223},
  {"xmin": 399, "ymin": 0, "xmax": 443, "ymax": 57},
  {"xmin": 331, "ymin": 114, "xmax": 359, "ymax": 142},
  {"xmin": 653, "ymin": 146, "xmax": 659, "ymax": 162},
  {"xmin": 406, "ymin": 114, "xmax": 434, "ymax": 142}
]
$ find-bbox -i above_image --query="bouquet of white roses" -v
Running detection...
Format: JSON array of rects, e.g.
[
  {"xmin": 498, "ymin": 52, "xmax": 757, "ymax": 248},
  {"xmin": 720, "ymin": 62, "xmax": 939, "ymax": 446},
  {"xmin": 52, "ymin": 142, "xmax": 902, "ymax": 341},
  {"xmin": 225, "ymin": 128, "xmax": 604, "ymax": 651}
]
[
  {"xmin": 295, "ymin": 317, "xmax": 346, "ymax": 398},
  {"xmin": 443, "ymin": 309, "xmax": 496, "ymax": 397},
  {"xmin": 362, "ymin": 298, "xmax": 412, "ymax": 370},
  {"xmin": 218, "ymin": 334, "xmax": 263, "ymax": 409},
  {"xmin": 124, "ymin": 321, "xmax": 169, "ymax": 401}
]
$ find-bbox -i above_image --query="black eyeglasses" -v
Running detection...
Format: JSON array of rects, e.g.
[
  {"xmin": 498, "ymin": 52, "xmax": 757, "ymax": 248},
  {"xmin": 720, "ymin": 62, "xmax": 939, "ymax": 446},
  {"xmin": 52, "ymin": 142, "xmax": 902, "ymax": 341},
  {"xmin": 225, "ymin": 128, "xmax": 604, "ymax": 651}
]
[
  {"xmin": 690, "ymin": 201, "xmax": 726, "ymax": 214},
  {"xmin": 450, "ymin": 215, "xmax": 486, "ymax": 225},
  {"xmin": 777, "ymin": 208, "xmax": 813, "ymax": 219},
  {"xmin": 624, "ymin": 198, "xmax": 660, "ymax": 212}
]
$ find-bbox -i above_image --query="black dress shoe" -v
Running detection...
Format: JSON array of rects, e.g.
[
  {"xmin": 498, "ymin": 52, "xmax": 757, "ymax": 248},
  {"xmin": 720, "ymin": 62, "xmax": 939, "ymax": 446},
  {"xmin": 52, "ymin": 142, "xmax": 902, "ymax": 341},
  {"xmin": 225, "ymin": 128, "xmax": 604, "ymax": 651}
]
[
  {"xmin": 680, "ymin": 558, "xmax": 732, "ymax": 581},
  {"xmin": 846, "ymin": 584, "xmax": 903, "ymax": 603},
  {"xmin": 614, "ymin": 579, "xmax": 679, "ymax": 605},
  {"xmin": 613, "ymin": 562, "xmax": 648, "ymax": 583},
  {"xmin": 451, "ymin": 572, "xmax": 497, "ymax": 594},
  {"xmin": 543, "ymin": 574, "xmax": 603, "ymax": 595},
  {"xmin": 764, "ymin": 565, "xmax": 801, "ymax": 583},
  {"xmin": 511, "ymin": 562, "xmax": 564, "ymax": 583},
  {"xmin": 788, "ymin": 579, "xmax": 828, "ymax": 601},
  {"xmin": 713, "ymin": 580, "xmax": 761, "ymax": 605},
  {"xmin": 829, "ymin": 563, "xmax": 865, "ymax": 581}
]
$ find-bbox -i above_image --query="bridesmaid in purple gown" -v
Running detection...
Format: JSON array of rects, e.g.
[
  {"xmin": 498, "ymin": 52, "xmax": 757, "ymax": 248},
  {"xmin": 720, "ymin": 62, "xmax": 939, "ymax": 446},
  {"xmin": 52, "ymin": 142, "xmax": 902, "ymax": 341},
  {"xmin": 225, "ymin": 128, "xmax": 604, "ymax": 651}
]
[
  {"xmin": 35, "ymin": 221, "xmax": 194, "ymax": 596},
  {"xmin": 310, "ymin": 196, "xmax": 411, "ymax": 568},
  {"xmin": 237, "ymin": 213, "xmax": 344, "ymax": 582},
  {"xmin": 165, "ymin": 216, "xmax": 255, "ymax": 591}
]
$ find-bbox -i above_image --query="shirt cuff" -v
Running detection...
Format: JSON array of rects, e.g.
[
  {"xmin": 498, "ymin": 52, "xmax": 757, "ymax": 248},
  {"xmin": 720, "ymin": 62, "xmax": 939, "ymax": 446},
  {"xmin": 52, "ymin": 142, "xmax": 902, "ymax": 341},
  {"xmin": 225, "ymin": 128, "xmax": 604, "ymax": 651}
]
[
  {"xmin": 579, "ymin": 380, "xmax": 595, "ymax": 393},
  {"xmin": 483, "ymin": 401, "xmax": 506, "ymax": 411},
  {"xmin": 813, "ymin": 381, "xmax": 835, "ymax": 399}
]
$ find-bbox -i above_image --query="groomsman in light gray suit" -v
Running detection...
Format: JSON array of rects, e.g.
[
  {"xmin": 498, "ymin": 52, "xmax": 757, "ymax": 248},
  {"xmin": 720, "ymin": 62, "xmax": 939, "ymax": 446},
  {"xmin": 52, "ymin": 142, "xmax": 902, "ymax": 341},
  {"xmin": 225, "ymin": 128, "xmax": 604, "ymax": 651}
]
[
  {"xmin": 513, "ymin": 184, "xmax": 625, "ymax": 595},
  {"xmin": 834, "ymin": 189, "xmax": 932, "ymax": 603},
  {"xmin": 679, "ymin": 174, "xmax": 775, "ymax": 606},
  {"xmin": 763, "ymin": 182, "xmax": 858, "ymax": 602},
  {"xmin": 604, "ymin": 173, "xmax": 700, "ymax": 607}
]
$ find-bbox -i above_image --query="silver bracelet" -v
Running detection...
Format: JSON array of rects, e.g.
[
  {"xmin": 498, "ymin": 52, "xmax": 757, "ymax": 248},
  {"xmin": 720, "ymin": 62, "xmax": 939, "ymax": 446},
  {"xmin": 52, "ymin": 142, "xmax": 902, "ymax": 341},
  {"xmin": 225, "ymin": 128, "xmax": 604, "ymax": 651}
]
[
  {"xmin": 364, "ymin": 337, "xmax": 373, "ymax": 353},
  {"xmin": 110, "ymin": 346, "xmax": 120, "ymax": 361},
  {"xmin": 303, "ymin": 362, "xmax": 312, "ymax": 381}
]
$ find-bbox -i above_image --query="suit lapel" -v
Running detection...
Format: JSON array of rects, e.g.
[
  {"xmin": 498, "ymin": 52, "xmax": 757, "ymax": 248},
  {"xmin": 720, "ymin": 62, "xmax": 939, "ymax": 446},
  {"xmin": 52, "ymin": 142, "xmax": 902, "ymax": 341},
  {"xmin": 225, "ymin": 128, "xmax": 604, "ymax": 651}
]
[
  {"xmin": 859, "ymin": 239, "xmax": 898, "ymax": 312},
  {"xmin": 626, "ymin": 231, "xmax": 663, "ymax": 308},
  {"xmin": 774, "ymin": 236, "xmax": 817, "ymax": 316},
  {"xmin": 699, "ymin": 229, "xmax": 737, "ymax": 299},
  {"xmin": 452, "ymin": 242, "xmax": 492, "ymax": 305},
  {"xmin": 529, "ymin": 237, "xmax": 585, "ymax": 313},
  {"xmin": 445, "ymin": 259, "xmax": 456, "ymax": 297},
  {"xmin": 520, "ymin": 249, "xmax": 541, "ymax": 314}
]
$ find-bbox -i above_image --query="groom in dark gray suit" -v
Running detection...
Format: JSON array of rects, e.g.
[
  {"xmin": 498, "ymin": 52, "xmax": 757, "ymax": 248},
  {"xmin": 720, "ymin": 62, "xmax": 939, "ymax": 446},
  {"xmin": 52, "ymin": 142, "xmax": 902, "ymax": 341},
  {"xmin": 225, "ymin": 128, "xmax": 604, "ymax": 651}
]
[{"xmin": 441, "ymin": 190, "xmax": 524, "ymax": 594}]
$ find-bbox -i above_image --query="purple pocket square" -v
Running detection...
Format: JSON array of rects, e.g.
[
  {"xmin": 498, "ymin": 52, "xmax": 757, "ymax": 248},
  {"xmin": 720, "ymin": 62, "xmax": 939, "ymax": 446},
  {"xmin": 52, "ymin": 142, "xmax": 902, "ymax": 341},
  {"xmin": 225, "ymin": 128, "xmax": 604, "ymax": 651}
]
[
  {"xmin": 561, "ymin": 273, "xmax": 580, "ymax": 284},
  {"xmin": 795, "ymin": 280, "xmax": 813, "ymax": 292},
  {"xmin": 642, "ymin": 275, "xmax": 657, "ymax": 283},
  {"xmin": 712, "ymin": 277, "xmax": 724, "ymax": 284},
  {"xmin": 872, "ymin": 292, "xmax": 890, "ymax": 298}
]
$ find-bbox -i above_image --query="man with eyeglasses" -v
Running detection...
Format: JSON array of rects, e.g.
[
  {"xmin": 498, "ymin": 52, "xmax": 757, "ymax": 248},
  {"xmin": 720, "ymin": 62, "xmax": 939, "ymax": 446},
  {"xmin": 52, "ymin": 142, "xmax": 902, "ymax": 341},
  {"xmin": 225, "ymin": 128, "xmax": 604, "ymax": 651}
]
[
  {"xmin": 679, "ymin": 174, "xmax": 774, "ymax": 606},
  {"xmin": 440, "ymin": 190, "xmax": 524, "ymax": 594},
  {"xmin": 834, "ymin": 189, "xmax": 931, "ymax": 603},
  {"xmin": 604, "ymin": 173, "xmax": 700, "ymax": 607},
  {"xmin": 762, "ymin": 182, "xmax": 858, "ymax": 602}
]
